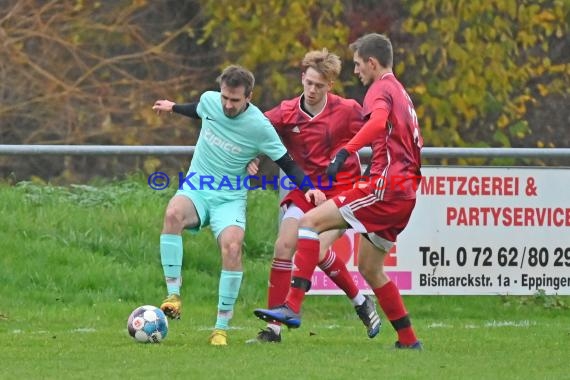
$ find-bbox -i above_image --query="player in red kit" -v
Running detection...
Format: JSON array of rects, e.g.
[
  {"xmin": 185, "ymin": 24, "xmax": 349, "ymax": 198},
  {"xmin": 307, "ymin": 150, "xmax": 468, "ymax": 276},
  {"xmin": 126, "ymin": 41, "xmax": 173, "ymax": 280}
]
[
  {"xmin": 254, "ymin": 34, "xmax": 423, "ymax": 349},
  {"xmin": 247, "ymin": 49, "xmax": 381, "ymax": 343}
]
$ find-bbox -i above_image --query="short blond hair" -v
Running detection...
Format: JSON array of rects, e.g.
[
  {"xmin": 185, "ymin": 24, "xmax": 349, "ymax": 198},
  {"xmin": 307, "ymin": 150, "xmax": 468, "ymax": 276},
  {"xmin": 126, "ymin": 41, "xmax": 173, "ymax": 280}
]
[{"xmin": 301, "ymin": 49, "xmax": 342, "ymax": 82}]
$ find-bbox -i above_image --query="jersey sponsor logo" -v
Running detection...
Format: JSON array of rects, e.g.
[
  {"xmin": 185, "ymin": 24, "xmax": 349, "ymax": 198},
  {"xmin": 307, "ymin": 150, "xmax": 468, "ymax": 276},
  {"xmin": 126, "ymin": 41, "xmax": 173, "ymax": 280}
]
[
  {"xmin": 292, "ymin": 126, "xmax": 300, "ymax": 133},
  {"xmin": 338, "ymin": 196, "xmax": 346, "ymax": 203},
  {"xmin": 203, "ymin": 128, "xmax": 242, "ymax": 154},
  {"xmin": 205, "ymin": 115, "xmax": 216, "ymax": 121}
]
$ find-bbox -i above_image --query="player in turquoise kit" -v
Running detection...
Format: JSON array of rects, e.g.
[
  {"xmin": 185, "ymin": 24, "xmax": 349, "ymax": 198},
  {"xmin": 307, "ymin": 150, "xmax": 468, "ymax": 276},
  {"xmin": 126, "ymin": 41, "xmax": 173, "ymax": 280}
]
[{"xmin": 152, "ymin": 65, "xmax": 324, "ymax": 346}]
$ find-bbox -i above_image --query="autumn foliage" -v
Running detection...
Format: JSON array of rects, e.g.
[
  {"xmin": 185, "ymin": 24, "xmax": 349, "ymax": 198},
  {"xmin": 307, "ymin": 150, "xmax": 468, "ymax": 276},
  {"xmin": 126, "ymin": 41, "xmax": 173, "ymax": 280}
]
[{"xmin": 0, "ymin": 0, "xmax": 568, "ymax": 180}]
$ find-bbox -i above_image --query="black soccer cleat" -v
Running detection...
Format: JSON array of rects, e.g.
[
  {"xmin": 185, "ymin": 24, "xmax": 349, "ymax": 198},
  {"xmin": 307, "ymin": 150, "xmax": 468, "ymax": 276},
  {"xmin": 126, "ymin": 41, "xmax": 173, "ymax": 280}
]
[
  {"xmin": 246, "ymin": 327, "xmax": 282, "ymax": 344},
  {"xmin": 395, "ymin": 340, "xmax": 423, "ymax": 350},
  {"xmin": 354, "ymin": 295, "xmax": 381, "ymax": 338}
]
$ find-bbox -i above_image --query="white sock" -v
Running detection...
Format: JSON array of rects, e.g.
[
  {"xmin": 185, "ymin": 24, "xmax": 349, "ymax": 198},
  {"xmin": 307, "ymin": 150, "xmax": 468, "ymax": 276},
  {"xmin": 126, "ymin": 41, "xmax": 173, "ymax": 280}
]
[
  {"xmin": 351, "ymin": 293, "xmax": 366, "ymax": 306},
  {"xmin": 267, "ymin": 323, "xmax": 281, "ymax": 335}
]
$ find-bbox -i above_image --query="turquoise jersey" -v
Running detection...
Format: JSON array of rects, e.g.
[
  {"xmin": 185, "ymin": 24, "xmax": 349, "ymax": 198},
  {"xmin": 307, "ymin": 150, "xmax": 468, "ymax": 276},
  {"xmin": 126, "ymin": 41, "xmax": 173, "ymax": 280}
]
[{"xmin": 181, "ymin": 91, "xmax": 287, "ymax": 200}]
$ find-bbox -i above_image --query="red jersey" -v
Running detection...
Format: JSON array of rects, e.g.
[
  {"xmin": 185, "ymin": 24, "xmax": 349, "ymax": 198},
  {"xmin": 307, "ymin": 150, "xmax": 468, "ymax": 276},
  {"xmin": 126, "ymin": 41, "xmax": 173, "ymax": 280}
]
[
  {"xmin": 362, "ymin": 73, "xmax": 423, "ymax": 201},
  {"xmin": 265, "ymin": 93, "xmax": 363, "ymax": 196}
]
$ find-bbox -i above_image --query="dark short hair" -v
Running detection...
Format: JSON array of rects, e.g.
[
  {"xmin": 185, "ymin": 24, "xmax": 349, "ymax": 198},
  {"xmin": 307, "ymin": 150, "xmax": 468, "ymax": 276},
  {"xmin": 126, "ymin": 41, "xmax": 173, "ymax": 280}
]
[
  {"xmin": 349, "ymin": 33, "xmax": 393, "ymax": 68},
  {"xmin": 216, "ymin": 65, "xmax": 255, "ymax": 97}
]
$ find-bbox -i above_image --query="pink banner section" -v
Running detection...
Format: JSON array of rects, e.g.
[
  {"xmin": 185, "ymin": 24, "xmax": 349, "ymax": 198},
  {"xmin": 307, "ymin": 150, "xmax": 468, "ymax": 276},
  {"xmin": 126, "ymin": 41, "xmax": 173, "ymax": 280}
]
[{"xmin": 309, "ymin": 271, "xmax": 412, "ymax": 292}]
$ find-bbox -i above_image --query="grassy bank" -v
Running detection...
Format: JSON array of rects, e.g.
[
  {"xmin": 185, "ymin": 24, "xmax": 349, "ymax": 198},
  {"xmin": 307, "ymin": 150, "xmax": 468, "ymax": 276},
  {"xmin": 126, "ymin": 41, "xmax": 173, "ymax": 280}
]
[{"xmin": 0, "ymin": 179, "xmax": 568, "ymax": 379}]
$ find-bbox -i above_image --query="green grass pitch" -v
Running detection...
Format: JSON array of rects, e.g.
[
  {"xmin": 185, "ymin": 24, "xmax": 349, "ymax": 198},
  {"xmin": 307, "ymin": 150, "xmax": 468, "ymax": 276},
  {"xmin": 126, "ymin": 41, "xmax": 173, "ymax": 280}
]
[{"xmin": 0, "ymin": 179, "xmax": 567, "ymax": 379}]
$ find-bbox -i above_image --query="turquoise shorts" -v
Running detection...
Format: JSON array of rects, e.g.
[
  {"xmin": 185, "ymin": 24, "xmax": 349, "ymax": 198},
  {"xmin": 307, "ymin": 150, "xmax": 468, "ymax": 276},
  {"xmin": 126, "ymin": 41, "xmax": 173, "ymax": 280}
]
[{"xmin": 175, "ymin": 188, "xmax": 246, "ymax": 238}]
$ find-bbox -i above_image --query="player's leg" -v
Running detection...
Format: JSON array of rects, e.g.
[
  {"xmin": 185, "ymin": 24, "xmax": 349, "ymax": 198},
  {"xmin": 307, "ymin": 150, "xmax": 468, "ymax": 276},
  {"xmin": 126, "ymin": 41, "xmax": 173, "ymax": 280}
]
[
  {"xmin": 265, "ymin": 190, "xmax": 313, "ymax": 319},
  {"xmin": 251, "ymin": 213, "xmax": 299, "ymax": 343},
  {"xmin": 160, "ymin": 194, "xmax": 203, "ymax": 319},
  {"xmin": 318, "ymin": 230, "xmax": 363, "ymax": 302},
  {"xmin": 317, "ymin": 230, "xmax": 380, "ymax": 338},
  {"xmin": 254, "ymin": 200, "xmax": 347, "ymax": 327},
  {"xmin": 317, "ymin": 230, "xmax": 379, "ymax": 336},
  {"xmin": 270, "ymin": 217, "xmax": 299, "ymax": 308},
  {"xmin": 253, "ymin": 205, "xmax": 357, "ymax": 342},
  {"xmin": 208, "ymin": 199, "xmax": 246, "ymax": 346},
  {"xmin": 359, "ymin": 233, "xmax": 421, "ymax": 349}
]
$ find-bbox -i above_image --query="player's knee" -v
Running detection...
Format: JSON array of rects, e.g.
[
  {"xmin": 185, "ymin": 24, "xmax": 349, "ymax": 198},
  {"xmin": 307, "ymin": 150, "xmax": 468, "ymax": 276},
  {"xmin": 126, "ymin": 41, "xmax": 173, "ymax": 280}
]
[
  {"xmin": 359, "ymin": 264, "xmax": 388, "ymax": 286},
  {"xmin": 221, "ymin": 241, "xmax": 242, "ymax": 268},
  {"xmin": 358, "ymin": 263, "xmax": 378, "ymax": 279},
  {"xmin": 222, "ymin": 240, "xmax": 242, "ymax": 256},
  {"xmin": 163, "ymin": 206, "xmax": 185, "ymax": 231},
  {"xmin": 274, "ymin": 237, "xmax": 295, "ymax": 260},
  {"xmin": 298, "ymin": 214, "xmax": 317, "ymax": 230}
]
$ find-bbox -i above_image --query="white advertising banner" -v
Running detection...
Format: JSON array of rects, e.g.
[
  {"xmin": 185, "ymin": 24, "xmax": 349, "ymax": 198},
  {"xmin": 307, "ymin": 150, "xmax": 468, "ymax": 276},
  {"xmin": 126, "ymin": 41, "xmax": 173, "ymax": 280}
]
[{"xmin": 308, "ymin": 166, "xmax": 570, "ymax": 295}]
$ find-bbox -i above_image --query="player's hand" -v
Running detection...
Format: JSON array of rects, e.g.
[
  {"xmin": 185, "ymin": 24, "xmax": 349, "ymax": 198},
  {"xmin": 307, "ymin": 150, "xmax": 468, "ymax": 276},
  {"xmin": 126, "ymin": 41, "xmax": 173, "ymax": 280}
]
[
  {"xmin": 326, "ymin": 148, "xmax": 350, "ymax": 181},
  {"xmin": 246, "ymin": 158, "xmax": 260, "ymax": 176},
  {"xmin": 152, "ymin": 99, "xmax": 175, "ymax": 115},
  {"xmin": 305, "ymin": 189, "xmax": 326, "ymax": 206}
]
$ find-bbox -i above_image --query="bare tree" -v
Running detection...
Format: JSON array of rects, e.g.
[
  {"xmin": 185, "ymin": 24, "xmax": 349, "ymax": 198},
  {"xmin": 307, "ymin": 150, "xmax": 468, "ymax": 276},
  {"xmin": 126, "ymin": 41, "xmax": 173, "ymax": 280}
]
[{"xmin": 0, "ymin": 0, "xmax": 213, "ymax": 181}]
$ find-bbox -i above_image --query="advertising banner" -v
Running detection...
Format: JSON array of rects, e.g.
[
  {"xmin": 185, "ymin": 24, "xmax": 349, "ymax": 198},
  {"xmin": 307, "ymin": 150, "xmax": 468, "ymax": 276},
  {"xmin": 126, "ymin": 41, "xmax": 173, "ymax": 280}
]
[{"xmin": 308, "ymin": 167, "xmax": 570, "ymax": 295}]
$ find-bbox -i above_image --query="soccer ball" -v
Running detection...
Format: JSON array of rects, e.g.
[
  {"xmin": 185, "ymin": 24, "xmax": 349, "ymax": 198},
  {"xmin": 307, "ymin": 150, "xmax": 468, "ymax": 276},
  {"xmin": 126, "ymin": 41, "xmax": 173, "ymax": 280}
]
[{"xmin": 127, "ymin": 305, "xmax": 169, "ymax": 343}]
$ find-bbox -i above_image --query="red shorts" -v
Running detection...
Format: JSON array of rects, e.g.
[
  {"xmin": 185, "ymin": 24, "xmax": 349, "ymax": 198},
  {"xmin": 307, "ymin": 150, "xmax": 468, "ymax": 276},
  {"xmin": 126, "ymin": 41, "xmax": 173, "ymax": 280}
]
[{"xmin": 332, "ymin": 186, "xmax": 416, "ymax": 244}]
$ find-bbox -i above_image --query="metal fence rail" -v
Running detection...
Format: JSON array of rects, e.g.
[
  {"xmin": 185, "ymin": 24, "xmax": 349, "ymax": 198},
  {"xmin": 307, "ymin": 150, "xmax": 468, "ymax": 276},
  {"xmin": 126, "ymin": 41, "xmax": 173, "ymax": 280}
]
[{"xmin": 1, "ymin": 145, "xmax": 570, "ymax": 159}]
